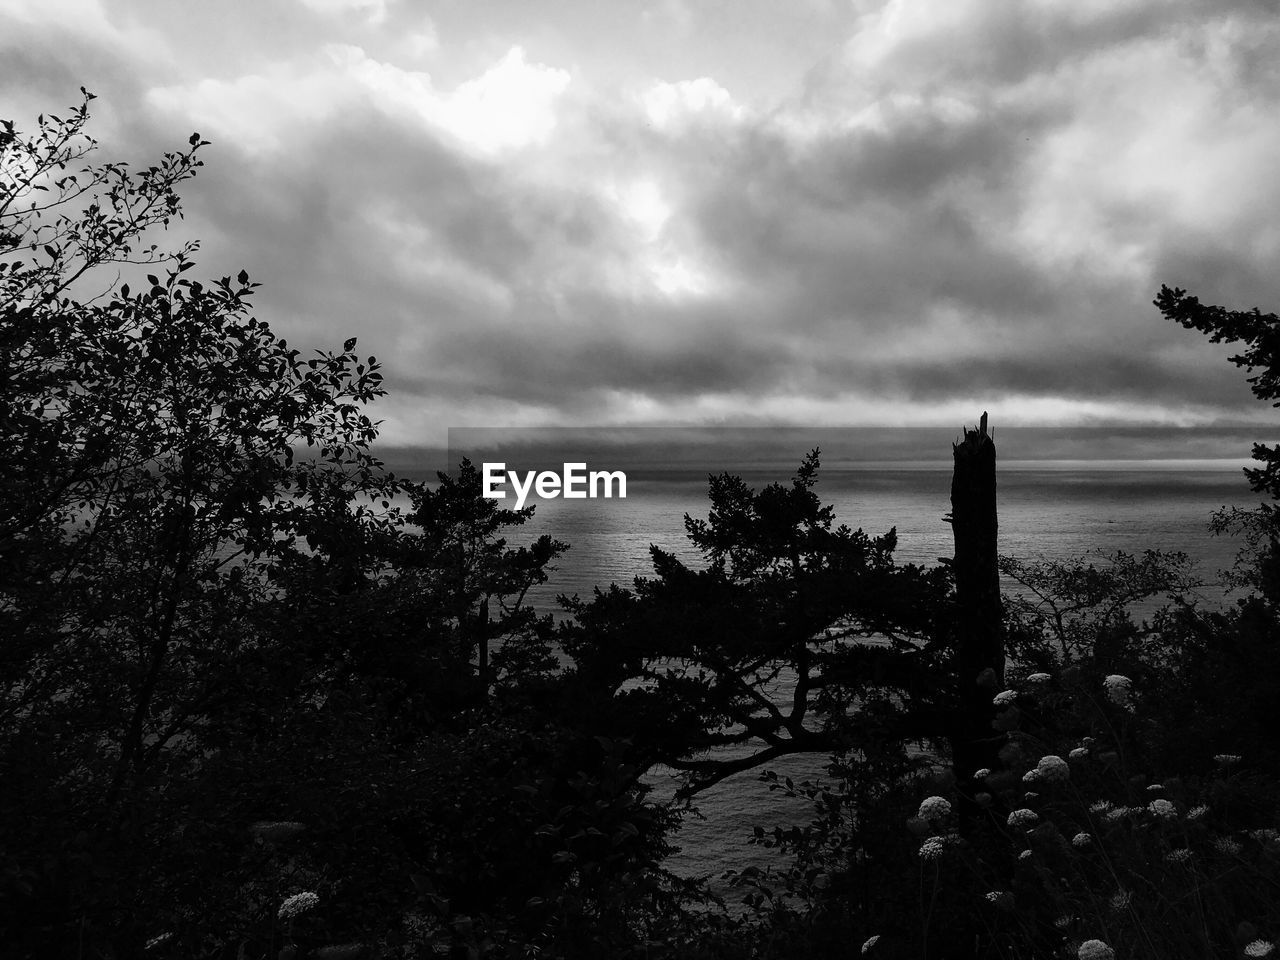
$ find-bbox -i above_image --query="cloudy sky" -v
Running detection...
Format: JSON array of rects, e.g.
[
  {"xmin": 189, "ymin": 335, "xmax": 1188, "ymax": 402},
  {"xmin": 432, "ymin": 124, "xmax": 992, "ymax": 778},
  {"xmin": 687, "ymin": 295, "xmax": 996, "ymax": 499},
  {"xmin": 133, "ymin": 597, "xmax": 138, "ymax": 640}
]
[{"xmin": 5, "ymin": 0, "xmax": 1280, "ymax": 450}]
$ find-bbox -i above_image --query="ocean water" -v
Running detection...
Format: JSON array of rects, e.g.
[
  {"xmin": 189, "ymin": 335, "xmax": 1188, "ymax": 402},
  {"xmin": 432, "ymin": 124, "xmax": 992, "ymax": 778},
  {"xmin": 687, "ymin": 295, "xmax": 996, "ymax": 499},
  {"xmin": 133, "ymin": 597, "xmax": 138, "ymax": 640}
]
[
  {"xmin": 515, "ymin": 462, "xmax": 1254, "ymax": 611},
  {"xmin": 491, "ymin": 461, "xmax": 1259, "ymax": 889}
]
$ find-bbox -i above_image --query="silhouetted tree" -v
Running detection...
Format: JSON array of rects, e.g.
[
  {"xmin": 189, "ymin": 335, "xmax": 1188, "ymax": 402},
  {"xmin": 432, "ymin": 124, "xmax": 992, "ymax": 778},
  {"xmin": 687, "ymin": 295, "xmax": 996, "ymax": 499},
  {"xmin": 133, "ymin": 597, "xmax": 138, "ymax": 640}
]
[
  {"xmin": 0, "ymin": 90, "xmax": 402, "ymax": 955},
  {"xmin": 560, "ymin": 451, "xmax": 956, "ymax": 798}
]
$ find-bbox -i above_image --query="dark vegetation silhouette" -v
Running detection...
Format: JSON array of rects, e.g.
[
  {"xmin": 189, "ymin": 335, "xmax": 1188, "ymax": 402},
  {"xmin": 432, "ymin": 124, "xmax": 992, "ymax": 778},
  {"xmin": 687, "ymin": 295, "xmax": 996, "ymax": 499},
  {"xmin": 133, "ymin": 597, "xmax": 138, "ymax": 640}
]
[{"xmin": 4, "ymin": 93, "xmax": 1280, "ymax": 960}]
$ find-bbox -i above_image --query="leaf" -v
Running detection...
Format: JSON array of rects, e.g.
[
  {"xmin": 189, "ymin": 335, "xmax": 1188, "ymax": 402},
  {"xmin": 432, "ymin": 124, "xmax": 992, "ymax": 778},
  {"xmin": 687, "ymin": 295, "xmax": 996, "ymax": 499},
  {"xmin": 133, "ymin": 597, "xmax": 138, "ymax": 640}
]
[{"xmin": 343, "ymin": 337, "xmax": 357, "ymax": 352}]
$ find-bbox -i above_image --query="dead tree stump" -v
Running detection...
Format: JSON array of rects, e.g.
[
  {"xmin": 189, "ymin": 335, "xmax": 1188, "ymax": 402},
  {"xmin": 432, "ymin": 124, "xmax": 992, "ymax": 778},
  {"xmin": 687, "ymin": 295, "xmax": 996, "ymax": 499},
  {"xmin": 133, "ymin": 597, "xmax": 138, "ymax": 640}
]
[{"xmin": 947, "ymin": 412, "xmax": 1005, "ymax": 822}]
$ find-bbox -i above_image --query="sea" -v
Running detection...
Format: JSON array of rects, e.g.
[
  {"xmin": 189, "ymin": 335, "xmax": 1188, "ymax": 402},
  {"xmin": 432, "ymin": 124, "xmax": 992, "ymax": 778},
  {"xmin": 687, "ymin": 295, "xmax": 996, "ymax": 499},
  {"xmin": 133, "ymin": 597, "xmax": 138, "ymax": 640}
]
[{"xmin": 401, "ymin": 456, "xmax": 1263, "ymax": 895}]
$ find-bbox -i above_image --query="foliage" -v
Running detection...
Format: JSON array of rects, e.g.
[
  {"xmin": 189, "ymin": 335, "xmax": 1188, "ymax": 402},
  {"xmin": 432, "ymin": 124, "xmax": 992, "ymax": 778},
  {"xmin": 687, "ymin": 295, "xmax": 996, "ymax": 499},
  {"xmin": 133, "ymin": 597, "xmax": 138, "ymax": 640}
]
[
  {"xmin": 394, "ymin": 458, "xmax": 568, "ymax": 705},
  {"xmin": 559, "ymin": 450, "xmax": 955, "ymax": 798},
  {"xmin": 1, "ymin": 93, "xmax": 675, "ymax": 959},
  {"xmin": 9, "ymin": 92, "xmax": 1280, "ymax": 960},
  {"xmin": 1156, "ymin": 284, "xmax": 1280, "ymax": 604}
]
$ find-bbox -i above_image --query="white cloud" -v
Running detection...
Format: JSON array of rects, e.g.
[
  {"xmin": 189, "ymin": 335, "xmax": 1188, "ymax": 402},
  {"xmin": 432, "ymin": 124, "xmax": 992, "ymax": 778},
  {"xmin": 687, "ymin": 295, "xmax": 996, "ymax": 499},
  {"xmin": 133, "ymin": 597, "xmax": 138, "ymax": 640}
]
[
  {"xmin": 642, "ymin": 77, "xmax": 745, "ymax": 129},
  {"xmin": 615, "ymin": 178, "xmax": 671, "ymax": 240},
  {"xmin": 431, "ymin": 47, "xmax": 572, "ymax": 154},
  {"xmin": 297, "ymin": 0, "xmax": 393, "ymax": 25},
  {"xmin": 147, "ymin": 44, "xmax": 572, "ymax": 158}
]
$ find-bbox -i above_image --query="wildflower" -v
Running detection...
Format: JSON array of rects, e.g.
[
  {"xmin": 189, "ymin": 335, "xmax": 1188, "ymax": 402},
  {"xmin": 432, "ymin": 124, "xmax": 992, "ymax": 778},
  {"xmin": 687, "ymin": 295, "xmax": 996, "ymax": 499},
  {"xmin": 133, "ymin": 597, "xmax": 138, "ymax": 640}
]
[
  {"xmin": 1103, "ymin": 674, "xmax": 1132, "ymax": 707},
  {"xmin": 861, "ymin": 936, "xmax": 880, "ymax": 954},
  {"xmin": 1022, "ymin": 769, "xmax": 1041, "ymax": 784},
  {"xmin": 984, "ymin": 890, "xmax": 1014, "ymax": 910},
  {"xmin": 1146, "ymin": 783, "xmax": 1165, "ymax": 793},
  {"xmin": 1054, "ymin": 915, "xmax": 1074, "ymax": 929},
  {"xmin": 993, "ymin": 690, "xmax": 1017, "ymax": 706},
  {"xmin": 1007, "ymin": 809, "xmax": 1039, "ymax": 829},
  {"xmin": 1036, "ymin": 755, "xmax": 1070, "ymax": 783},
  {"xmin": 1249, "ymin": 828, "xmax": 1280, "ymax": 851},
  {"xmin": 314, "ymin": 947, "xmax": 368, "ymax": 960},
  {"xmin": 1078, "ymin": 940, "xmax": 1115, "ymax": 960},
  {"xmin": 918, "ymin": 837, "xmax": 945, "ymax": 860},
  {"xmin": 1165, "ymin": 848, "xmax": 1192, "ymax": 863},
  {"xmin": 1148, "ymin": 798, "xmax": 1177, "ymax": 819},
  {"xmin": 1245, "ymin": 940, "xmax": 1275, "ymax": 958},
  {"xmin": 1214, "ymin": 753, "xmax": 1242, "ymax": 766},
  {"xmin": 1024, "ymin": 791, "xmax": 1040, "ymax": 801},
  {"xmin": 918, "ymin": 796, "xmax": 951, "ymax": 821},
  {"xmin": 1109, "ymin": 890, "xmax": 1132, "ymax": 911},
  {"xmin": 1072, "ymin": 832, "xmax": 1092, "ymax": 847},
  {"xmin": 1213, "ymin": 837, "xmax": 1242, "ymax": 856},
  {"xmin": 1089, "ymin": 800, "xmax": 1112, "ymax": 814},
  {"xmin": 278, "ymin": 891, "xmax": 320, "ymax": 920},
  {"xmin": 1069, "ymin": 747, "xmax": 1089, "ymax": 760},
  {"xmin": 1026, "ymin": 672, "xmax": 1051, "ymax": 683},
  {"xmin": 1187, "ymin": 804, "xmax": 1209, "ymax": 820},
  {"xmin": 1104, "ymin": 806, "xmax": 1132, "ymax": 823},
  {"xmin": 250, "ymin": 821, "xmax": 307, "ymax": 842},
  {"xmin": 1018, "ymin": 849, "xmax": 1032, "ymax": 861},
  {"xmin": 145, "ymin": 933, "xmax": 173, "ymax": 950},
  {"xmin": 973, "ymin": 768, "xmax": 991, "ymax": 779}
]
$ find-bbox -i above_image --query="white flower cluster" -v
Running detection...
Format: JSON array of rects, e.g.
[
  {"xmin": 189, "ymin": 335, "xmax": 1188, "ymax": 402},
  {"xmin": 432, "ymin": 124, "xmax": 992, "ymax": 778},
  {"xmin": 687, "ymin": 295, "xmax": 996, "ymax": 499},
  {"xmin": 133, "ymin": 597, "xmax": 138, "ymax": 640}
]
[
  {"xmin": 1071, "ymin": 832, "xmax": 1092, "ymax": 848},
  {"xmin": 1069, "ymin": 747, "xmax": 1089, "ymax": 760},
  {"xmin": 1026, "ymin": 672, "xmax": 1052, "ymax": 683},
  {"xmin": 1147, "ymin": 798, "xmax": 1177, "ymax": 820},
  {"xmin": 918, "ymin": 796, "xmax": 951, "ymax": 821},
  {"xmin": 1187, "ymin": 804, "xmax": 1209, "ymax": 820},
  {"xmin": 1035, "ymin": 755, "xmax": 1070, "ymax": 783},
  {"xmin": 861, "ymin": 935, "xmax": 881, "ymax": 954},
  {"xmin": 993, "ymin": 689, "xmax": 1017, "ymax": 706},
  {"xmin": 1078, "ymin": 939, "xmax": 1115, "ymax": 960},
  {"xmin": 1214, "ymin": 836, "xmax": 1242, "ymax": 856},
  {"xmin": 278, "ymin": 891, "xmax": 320, "ymax": 920},
  {"xmin": 1214, "ymin": 753, "xmax": 1242, "ymax": 766},
  {"xmin": 1104, "ymin": 806, "xmax": 1133, "ymax": 823},
  {"xmin": 313, "ymin": 945, "xmax": 368, "ymax": 960},
  {"xmin": 984, "ymin": 890, "xmax": 1014, "ymax": 909},
  {"xmin": 918, "ymin": 837, "xmax": 945, "ymax": 860},
  {"xmin": 1007, "ymin": 808, "xmax": 1039, "ymax": 828},
  {"xmin": 1103, "ymin": 674, "xmax": 1132, "ymax": 707},
  {"xmin": 250, "ymin": 821, "xmax": 307, "ymax": 842},
  {"xmin": 1165, "ymin": 848, "xmax": 1192, "ymax": 863},
  {"xmin": 1245, "ymin": 941, "xmax": 1275, "ymax": 959}
]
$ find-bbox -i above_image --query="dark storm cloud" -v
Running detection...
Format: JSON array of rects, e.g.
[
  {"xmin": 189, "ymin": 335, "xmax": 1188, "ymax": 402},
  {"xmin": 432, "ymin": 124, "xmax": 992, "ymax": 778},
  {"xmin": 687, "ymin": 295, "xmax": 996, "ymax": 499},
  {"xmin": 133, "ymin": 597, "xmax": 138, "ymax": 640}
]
[{"xmin": 4, "ymin": 0, "xmax": 1280, "ymax": 438}]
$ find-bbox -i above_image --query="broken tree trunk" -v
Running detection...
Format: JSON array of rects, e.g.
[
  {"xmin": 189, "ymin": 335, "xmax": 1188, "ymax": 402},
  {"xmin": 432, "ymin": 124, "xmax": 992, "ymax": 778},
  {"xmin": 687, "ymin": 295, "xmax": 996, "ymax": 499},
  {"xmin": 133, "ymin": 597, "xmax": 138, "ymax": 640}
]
[{"xmin": 947, "ymin": 412, "xmax": 1005, "ymax": 825}]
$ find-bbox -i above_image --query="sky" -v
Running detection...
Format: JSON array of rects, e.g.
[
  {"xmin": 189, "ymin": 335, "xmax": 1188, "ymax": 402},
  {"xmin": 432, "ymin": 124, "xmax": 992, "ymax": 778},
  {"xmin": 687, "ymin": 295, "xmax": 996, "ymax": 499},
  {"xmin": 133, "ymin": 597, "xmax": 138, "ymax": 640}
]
[{"xmin": 4, "ymin": 0, "xmax": 1280, "ymax": 454}]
